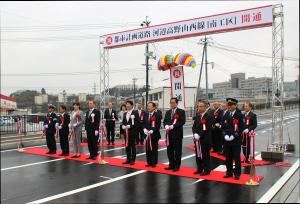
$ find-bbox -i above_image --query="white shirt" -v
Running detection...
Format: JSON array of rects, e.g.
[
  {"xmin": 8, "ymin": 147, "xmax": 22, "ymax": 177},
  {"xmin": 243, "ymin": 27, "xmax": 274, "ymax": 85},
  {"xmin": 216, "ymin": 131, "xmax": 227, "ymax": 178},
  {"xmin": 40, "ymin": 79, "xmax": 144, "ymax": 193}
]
[
  {"xmin": 230, "ymin": 110, "xmax": 236, "ymax": 117},
  {"xmin": 126, "ymin": 109, "xmax": 133, "ymax": 122}
]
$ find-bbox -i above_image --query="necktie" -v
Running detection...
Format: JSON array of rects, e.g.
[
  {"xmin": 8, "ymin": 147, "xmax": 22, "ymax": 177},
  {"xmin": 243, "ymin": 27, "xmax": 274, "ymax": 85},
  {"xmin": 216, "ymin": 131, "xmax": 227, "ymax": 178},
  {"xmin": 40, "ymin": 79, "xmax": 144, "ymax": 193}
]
[
  {"xmin": 171, "ymin": 109, "xmax": 175, "ymax": 118},
  {"xmin": 89, "ymin": 110, "xmax": 92, "ymax": 117},
  {"xmin": 199, "ymin": 113, "xmax": 202, "ymax": 119},
  {"xmin": 109, "ymin": 109, "xmax": 112, "ymax": 116},
  {"xmin": 149, "ymin": 113, "xmax": 152, "ymax": 120}
]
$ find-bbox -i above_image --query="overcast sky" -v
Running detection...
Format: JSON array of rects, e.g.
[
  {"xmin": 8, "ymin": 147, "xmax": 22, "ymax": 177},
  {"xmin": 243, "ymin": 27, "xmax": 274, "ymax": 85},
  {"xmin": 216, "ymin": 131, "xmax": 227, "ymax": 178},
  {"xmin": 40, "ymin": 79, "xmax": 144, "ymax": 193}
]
[{"xmin": 0, "ymin": 1, "xmax": 299, "ymax": 96}]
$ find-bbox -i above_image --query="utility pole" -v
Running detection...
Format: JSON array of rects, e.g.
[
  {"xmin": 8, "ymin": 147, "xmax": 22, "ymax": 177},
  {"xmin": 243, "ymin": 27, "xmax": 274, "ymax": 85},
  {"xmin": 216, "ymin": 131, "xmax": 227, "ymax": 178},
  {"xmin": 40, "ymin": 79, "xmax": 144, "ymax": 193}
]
[
  {"xmin": 132, "ymin": 77, "xmax": 137, "ymax": 104},
  {"xmin": 196, "ymin": 36, "xmax": 214, "ymax": 102},
  {"xmin": 93, "ymin": 82, "xmax": 96, "ymax": 98},
  {"xmin": 141, "ymin": 16, "xmax": 151, "ymax": 105}
]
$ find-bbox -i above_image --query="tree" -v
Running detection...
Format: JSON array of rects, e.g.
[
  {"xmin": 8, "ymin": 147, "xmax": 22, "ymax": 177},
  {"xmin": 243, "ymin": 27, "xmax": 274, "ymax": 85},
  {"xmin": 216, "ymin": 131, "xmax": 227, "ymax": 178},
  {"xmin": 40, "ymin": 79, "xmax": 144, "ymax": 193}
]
[
  {"xmin": 10, "ymin": 90, "xmax": 39, "ymax": 109},
  {"xmin": 41, "ymin": 88, "xmax": 46, "ymax": 95}
]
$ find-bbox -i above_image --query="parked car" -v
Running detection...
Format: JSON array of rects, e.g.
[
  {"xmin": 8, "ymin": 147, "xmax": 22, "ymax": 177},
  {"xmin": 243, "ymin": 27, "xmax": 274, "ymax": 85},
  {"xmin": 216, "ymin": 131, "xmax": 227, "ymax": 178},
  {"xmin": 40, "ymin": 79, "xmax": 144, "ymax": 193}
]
[{"xmin": 0, "ymin": 117, "xmax": 15, "ymax": 126}]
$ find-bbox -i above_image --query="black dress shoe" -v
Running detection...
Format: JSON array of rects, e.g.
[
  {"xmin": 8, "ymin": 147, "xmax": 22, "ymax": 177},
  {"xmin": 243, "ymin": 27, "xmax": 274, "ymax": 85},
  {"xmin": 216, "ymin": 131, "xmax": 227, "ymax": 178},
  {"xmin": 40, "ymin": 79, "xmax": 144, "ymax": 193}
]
[
  {"xmin": 173, "ymin": 168, "xmax": 180, "ymax": 172},
  {"xmin": 145, "ymin": 164, "xmax": 151, "ymax": 167},
  {"xmin": 151, "ymin": 165, "xmax": 156, "ymax": 168},
  {"xmin": 223, "ymin": 174, "xmax": 233, "ymax": 178},
  {"xmin": 71, "ymin": 155, "xmax": 78, "ymax": 158},
  {"xmin": 122, "ymin": 160, "xmax": 130, "ymax": 164},
  {"xmin": 194, "ymin": 170, "xmax": 203, "ymax": 174},
  {"xmin": 107, "ymin": 143, "xmax": 111, "ymax": 145},
  {"xmin": 49, "ymin": 152, "xmax": 56, "ymax": 154},
  {"xmin": 91, "ymin": 157, "xmax": 96, "ymax": 160},
  {"xmin": 164, "ymin": 167, "xmax": 174, "ymax": 170},
  {"xmin": 200, "ymin": 171, "xmax": 211, "ymax": 176},
  {"xmin": 59, "ymin": 153, "xmax": 65, "ymax": 156},
  {"xmin": 130, "ymin": 161, "xmax": 135, "ymax": 165},
  {"xmin": 46, "ymin": 151, "xmax": 51, "ymax": 154},
  {"xmin": 234, "ymin": 175, "xmax": 240, "ymax": 180},
  {"xmin": 64, "ymin": 153, "xmax": 69, "ymax": 156},
  {"xmin": 112, "ymin": 143, "xmax": 115, "ymax": 145}
]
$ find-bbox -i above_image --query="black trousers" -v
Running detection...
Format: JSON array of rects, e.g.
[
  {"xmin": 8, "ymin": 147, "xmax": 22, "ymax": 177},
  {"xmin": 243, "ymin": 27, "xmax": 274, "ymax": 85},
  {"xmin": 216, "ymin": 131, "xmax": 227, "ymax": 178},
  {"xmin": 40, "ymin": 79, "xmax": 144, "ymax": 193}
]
[
  {"xmin": 125, "ymin": 130, "xmax": 137, "ymax": 162},
  {"xmin": 167, "ymin": 137, "xmax": 183, "ymax": 169},
  {"xmin": 59, "ymin": 130, "xmax": 69, "ymax": 154},
  {"xmin": 224, "ymin": 145, "xmax": 241, "ymax": 176},
  {"xmin": 212, "ymin": 128, "xmax": 222, "ymax": 152},
  {"xmin": 136, "ymin": 126, "xmax": 145, "ymax": 144},
  {"xmin": 46, "ymin": 130, "xmax": 56, "ymax": 152},
  {"xmin": 87, "ymin": 130, "xmax": 98, "ymax": 157},
  {"xmin": 146, "ymin": 137, "xmax": 159, "ymax": 165},
  {"xmin": 106, "ymin": 124, "xmax": 115, "ymax": 144},
  {"xmin": 242, "ymin": 136, "xmax": 251, "ymax": 161},
  {"xmin": 195, "ymin": 143, "xmax": 211, "ymax": 173}
]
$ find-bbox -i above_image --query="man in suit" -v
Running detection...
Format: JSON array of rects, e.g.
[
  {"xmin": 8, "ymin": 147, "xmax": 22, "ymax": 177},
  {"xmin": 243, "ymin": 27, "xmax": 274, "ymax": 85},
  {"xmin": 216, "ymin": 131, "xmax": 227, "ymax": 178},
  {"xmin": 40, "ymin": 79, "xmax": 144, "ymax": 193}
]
[
  {"xmin": 43, "ymin": 104, "xmax": 58, "ymax": 154},
  {"xmin": 192, "ymin": 99, "xmax": 213, "ymax": 176},
  {"xmin": 85, "ymin": 100, "xmax": 100, "ymax": 160},
  {"xmin": 223, "ymin": 98, "xmax": 244, "ymax": 180},
  {"xmin": 104, "ymin": 102, "xmax": 118, "ymax": 145},
  {"xmin": 143, "ymin": 102, "xmax": 162, "ymax": 167},
  {"xmin": 211, "ymin": 102, "xmax": 224, "ymax": 153},
  {"xmin": 58, "ymin": 105, "xmax": 70, "ymax": 156},
  {"xmin": 163, "ymin": 97, "xmax": 186, "ymax": 172},
  {"xmin": 219, "ymin": 101, "xmax": 230, "ymax": 155},
  {"xmin": 242, "ymin": 102, "xmax": 257, "ymax": 163},
  {"xmin": 136, "ymin": 103, "xmax": 146, "ymax": 145},
  {"xmin": 122, "ymin": 100, "xmax": 139, "ymax": 165}
]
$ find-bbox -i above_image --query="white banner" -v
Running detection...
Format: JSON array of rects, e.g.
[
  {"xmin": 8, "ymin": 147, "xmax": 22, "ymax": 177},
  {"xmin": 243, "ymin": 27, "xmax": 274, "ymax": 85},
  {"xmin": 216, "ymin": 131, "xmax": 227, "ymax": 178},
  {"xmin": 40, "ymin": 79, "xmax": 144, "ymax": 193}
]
[
  {"xmin": 170, "ymin": 66, "xmax": 185, "ymax": 110},
  {"xmin": 103, "ymin": 5, "xmax": 273, "ymax": 49}
]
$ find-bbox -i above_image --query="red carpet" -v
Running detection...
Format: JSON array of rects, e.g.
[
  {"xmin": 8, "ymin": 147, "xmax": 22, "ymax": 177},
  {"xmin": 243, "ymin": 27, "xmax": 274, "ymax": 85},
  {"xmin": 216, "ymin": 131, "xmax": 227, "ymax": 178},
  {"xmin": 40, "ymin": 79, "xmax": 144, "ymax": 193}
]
[
  {"xmin": 81, "ymin": 140, "xmax": 166, "ymax": 147},
  {"xmin": 185, "ymin": 146, "xmax": 272, "ymax": 167},
  {"xmin": 23, "ymin": 147, "xmax": 264, "ymax": 185}
]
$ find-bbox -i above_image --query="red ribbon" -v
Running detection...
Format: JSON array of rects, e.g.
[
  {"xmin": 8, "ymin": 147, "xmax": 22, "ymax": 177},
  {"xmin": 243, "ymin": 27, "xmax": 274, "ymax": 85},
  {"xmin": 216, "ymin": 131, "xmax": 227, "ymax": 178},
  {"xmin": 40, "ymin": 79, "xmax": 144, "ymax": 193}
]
[
  {"xmin": 146, "ymin": 133, "xmax": 152, "ymax": 151},
  {"xmin": 200, "ymin": 119, "xmax": 206, "ymax": 131},
  {"xmin": 249, "ymin": 130, "xmax": 256, "ymax": 160},
  {"xmin": 194, "ymin": 137, "xmax": 202, "ymax": 158},
  {"xmin": 233, "ymin": 119, "xmax": 239, "ymax": 132},
  {"xmin": 165, "ymin": 129, "xmax": 170, "ymax": 146},
  {"xmin": 125, "ymin": 128, "xmax": 129, "ymax": 147}
]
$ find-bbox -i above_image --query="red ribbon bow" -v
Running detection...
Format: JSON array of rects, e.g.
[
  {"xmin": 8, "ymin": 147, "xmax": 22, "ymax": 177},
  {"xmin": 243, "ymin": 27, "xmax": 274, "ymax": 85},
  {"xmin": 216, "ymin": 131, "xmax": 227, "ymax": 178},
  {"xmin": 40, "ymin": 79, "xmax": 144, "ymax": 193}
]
[
  {"xmin": 75, "ymin": 114, "xmax": 81, "ymax": 119},
  {"xmin": 47, "ymin": 117, "xmax": 51, "ymax": 123},
  {"xmin": 61, "ymin": 117, "xmax": 65, "ymax": 123},
  {"xmin": 200, "ymin": 119, "xmax": 206, "ymax": 124},
  {"xmin": 233, "ymin": 119, "xmax": 239, "ymax": 125}
]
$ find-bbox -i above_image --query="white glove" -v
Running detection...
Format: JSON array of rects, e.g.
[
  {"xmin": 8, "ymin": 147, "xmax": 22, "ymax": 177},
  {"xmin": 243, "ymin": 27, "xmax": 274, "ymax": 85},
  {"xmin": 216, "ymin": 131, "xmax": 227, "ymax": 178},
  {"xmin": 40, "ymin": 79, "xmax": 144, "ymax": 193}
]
[
  {"xmin": 126, "ymin": 125, "xmax": 130, "ymax": 129},
  {"xmin": 122, "ymin": 125, "xmax": 126, "ymax": 130},
  {"xmin": 229, "ymin": 135, "xmax": 235, "ymax": 141},
  {"xmin": 59, "ymin": 126, "xmax": 62, "ymax": 130},
  {"xmin": 55, "ymin": 123, "xmax": 59, "ymax": 127},
  {"xmin": 148, "ymin": 130, "xmax": 154, "ymax": 135},
  {"xmin": 194, "ymin": 133, "xmax": 200, "ymax": 140},
  {"xmin": 225, "ymin": 135, "xmax": 230, "ymax": 141},
  {"xmin": 243, "ymin": 129, "xmax": 249, "ymax": 134},
  {"xmin": 68, "ymin": 124, "xmax": 72, "ymax": 128},
  {"xmin": 44, "ymin": 125, "xmax": 48, "ymax": 129},
  {"xmin": 73, "ymin": 123, "xmax": 77, "ymax": 127},
  {"xmin": 169, "ymin": 125, "xmax": 174, "ymax": 130},
  {"xmin": 215, "ymin": 123, "xmax": 221, "ymax": 128},
  {"xmin": 143, "ymin": 128, "xmax": 148, "ymax": 135},
  {"xmin": 119, "ymin": 119, "xmax": 122, "ymax": 123},
  {"xmin": 95, "ymin": 130, "xmax": 99, "ymax": 136},
  {"xmin": 165, "ymin": 125, "xmax": 169, "ymax": 130}
]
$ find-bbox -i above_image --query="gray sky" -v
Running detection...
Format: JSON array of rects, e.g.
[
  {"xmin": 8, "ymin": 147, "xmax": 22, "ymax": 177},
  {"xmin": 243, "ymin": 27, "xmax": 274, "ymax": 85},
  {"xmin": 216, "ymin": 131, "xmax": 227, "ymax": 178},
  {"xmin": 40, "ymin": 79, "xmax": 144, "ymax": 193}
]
[{"xmin": 1, "ymin": 1, "xmax": 299, "ymax": 96}]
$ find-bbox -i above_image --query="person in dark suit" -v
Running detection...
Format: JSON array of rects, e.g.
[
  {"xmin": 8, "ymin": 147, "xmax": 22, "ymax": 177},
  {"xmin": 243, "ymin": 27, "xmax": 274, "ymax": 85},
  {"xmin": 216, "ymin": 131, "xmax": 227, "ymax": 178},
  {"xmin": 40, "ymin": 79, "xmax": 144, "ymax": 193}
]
[
  {"xmin": 143, "ymin": 102, "xmax": 162, "ymax": 167},
  {"xmin": 122, "ymin": 100, "xmax": 139, "ymax": 165},
  {"xmin": 43, "ymin": 104, "xmax": 58, "ymax": 154},
  {"xmin": 163, "ymin": 97, "xmax": 186, "ymax": 172},
  {"xmin": 104, "ymin": 102, "xmax": 118, "ymax": 145},
  {"xmin": 57, "ymin": 105, "xmax": 70, "ymax": 156},
  {"xmin": 85, "ymin": 100, "xmax": 100, "ymax": 160},
  {"xmin": 136, "ymin": 103, "xmax": 146, "ymax": 145},
  {"xmin": 192, "ymin": 99, "xmax": 213, "ymax": 176},
  {"xmin": 242, "ymin": 102, "xmax": 257, "ymax": 163},
  {"xmin": 219, "ymin": 101, "xmax": 230, "ymax": 155},
  {"xmin": 211, "ymin": 102, "xmax": 224, "ymax": 153},
  {"xmin": 223, "ymin": 98, "xmax": 245, "ymax": 180}
]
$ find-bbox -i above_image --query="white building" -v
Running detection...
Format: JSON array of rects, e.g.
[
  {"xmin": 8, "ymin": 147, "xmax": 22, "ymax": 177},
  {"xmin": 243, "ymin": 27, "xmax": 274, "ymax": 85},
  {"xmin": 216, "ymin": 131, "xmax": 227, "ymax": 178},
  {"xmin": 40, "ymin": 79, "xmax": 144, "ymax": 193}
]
[
  {"xmin": 0, "ymin": 94, "xmax": 17, "ymax": 115},
  {"xmin": 34, "ymin": 94, "xmax": 48, "ymax": 105},
  {"xmin": 141, "ymin": 87, "xmax": 197, "ymax": 110}
]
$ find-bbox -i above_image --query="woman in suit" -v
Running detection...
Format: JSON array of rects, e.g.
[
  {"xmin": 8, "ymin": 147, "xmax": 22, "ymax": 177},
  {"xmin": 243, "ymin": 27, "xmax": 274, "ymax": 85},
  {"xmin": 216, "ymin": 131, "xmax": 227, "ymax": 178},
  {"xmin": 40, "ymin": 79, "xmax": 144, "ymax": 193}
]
[{"xmin": 69, "ymin": 102, "xmax": 85, "ymax": 158}]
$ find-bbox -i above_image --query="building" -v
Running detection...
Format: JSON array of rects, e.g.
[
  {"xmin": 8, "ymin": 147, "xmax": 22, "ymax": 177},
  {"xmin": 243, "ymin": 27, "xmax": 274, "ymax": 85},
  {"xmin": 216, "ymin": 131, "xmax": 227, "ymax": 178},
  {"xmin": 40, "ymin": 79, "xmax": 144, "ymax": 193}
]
[
  {"xmin": 113, "ymin": 84, "xmax": 136, "ymax": 90},
  {"xmin": 0, "ymin": 94, "xmax": 17, "ymax": 115},
  {"xmin": 284, "ymin": 80, "xmax": 299, "ymax": 98},
  {"xmin": 34, "ymin": 94, "xmax": 48, "ymax": 105},
  {"xmin": 141, "ymin": 87, "xmax": 198, "ymax": 110},
  {"xmin": 213, "ymin": 73, "xmax": 272, "ymax": 102}
]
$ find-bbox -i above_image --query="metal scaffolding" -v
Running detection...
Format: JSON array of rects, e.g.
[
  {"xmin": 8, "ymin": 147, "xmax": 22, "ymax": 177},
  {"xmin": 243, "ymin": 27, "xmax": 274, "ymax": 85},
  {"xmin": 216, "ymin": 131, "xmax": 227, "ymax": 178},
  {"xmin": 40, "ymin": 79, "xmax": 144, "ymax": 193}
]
[{"xmin": 268, "ymin": 4, "xmax": 285, "ymax": 152}]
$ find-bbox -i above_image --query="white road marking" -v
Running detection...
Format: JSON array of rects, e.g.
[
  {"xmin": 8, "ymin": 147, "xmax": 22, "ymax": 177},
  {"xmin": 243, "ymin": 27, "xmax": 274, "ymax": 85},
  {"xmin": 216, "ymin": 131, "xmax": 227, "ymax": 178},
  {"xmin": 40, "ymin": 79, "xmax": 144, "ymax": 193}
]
[
  {"xmin": 257, "ymin": 159, "xmax": 299, "ymax": 203},
  {"xmin": 82, "ymin": 162, "xmax": 94, "ymax": 166},
  {"xmin": 26, "ymin": 153, "xmax": 196, "ymax": 204},
  {"xmin": 99, "ymin": 176, "xmax": 113, "ymax": 180},
  {"xmin": 1, "ymin": 158, "xmax": 64, "ymax": 171}
]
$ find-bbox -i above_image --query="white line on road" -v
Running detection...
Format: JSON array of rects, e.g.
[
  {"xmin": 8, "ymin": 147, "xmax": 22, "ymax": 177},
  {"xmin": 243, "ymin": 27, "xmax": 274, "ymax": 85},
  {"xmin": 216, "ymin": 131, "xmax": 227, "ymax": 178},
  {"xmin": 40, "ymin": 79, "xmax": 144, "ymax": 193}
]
[
  {"xmin": 1, "ymin": 158, "xmax": 65, "ymax": 171},
  {"xmin": 99, "ymin": 176, "xmax": 113, "ymax": 180},
  {"xmin": 257, "ymin": 159, "xmax": 299, "ymax": 203},
  {"xmin": 27, "ymin": 153, "xmax": 196, "ymax": 204}
]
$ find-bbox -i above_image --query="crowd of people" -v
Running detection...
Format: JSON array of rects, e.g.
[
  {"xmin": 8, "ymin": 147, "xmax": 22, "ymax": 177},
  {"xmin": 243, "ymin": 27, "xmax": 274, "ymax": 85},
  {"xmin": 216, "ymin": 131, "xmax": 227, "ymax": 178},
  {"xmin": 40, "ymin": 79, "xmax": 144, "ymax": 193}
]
[{"xmin": 43, "ymin": 97, "xmax": 257, "ymax": 180}]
